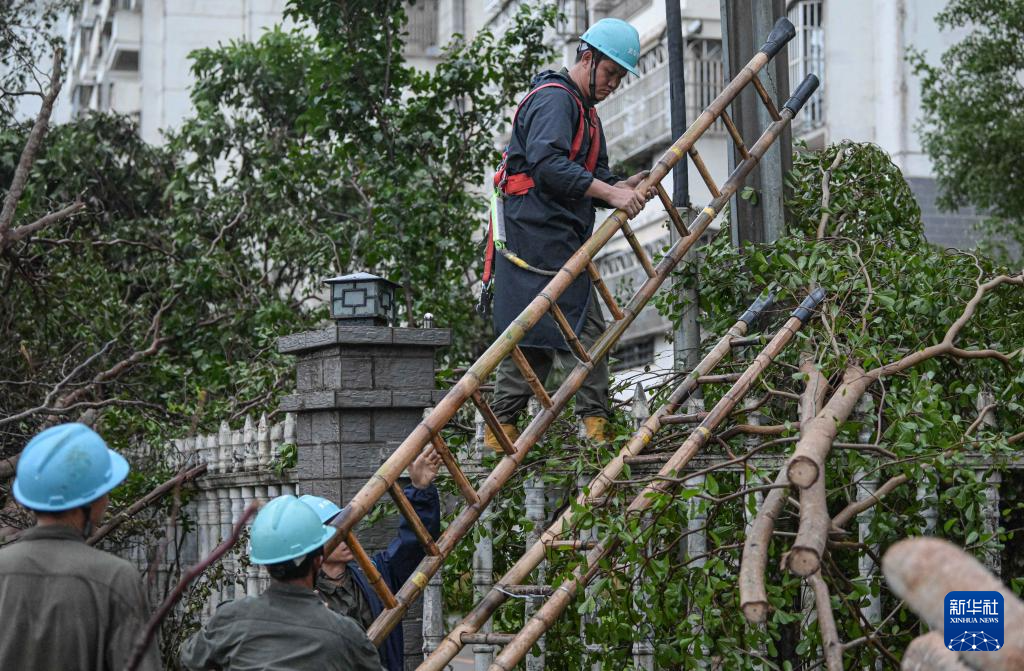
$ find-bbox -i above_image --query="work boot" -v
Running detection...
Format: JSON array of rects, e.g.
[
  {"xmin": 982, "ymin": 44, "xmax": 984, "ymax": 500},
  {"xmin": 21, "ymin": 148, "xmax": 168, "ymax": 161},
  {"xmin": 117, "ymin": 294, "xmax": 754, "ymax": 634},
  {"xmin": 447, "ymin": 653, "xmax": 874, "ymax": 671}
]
[
  {"xmin": 484, "ymin": 423, "xmax": 519, "ymax": 453},
  {"xmin": 582, "ymin": 416, "xmax": 610, "ymax": 443}
]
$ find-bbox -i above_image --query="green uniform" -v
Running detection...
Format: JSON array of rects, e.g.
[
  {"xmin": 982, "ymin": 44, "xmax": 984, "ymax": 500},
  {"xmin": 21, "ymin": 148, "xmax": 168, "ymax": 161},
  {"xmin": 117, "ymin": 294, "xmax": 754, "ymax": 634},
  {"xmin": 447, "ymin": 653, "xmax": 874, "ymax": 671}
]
[
  {"xmin": 317, "ymin": 570, "xmax": 374, "ymax": 630},
  {"xmin": 180, "ymin": 581, "xmax": 384, "ymax": 671},
  {"xmin": 0, "ymin": 524, "xmax": 161, "ymax": 671}
]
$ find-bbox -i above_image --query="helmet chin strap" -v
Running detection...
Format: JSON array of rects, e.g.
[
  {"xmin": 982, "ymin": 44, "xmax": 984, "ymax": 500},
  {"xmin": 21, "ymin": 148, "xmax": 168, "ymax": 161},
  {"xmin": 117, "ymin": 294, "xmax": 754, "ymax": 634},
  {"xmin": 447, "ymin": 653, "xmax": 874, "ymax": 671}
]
[
  {"xmin": 587, "ymin": 49, "xmax": 602, "ymax": 105},
  {"xmin": 79, "ymin": 503, "xmax": 94, "ymax": 538}
]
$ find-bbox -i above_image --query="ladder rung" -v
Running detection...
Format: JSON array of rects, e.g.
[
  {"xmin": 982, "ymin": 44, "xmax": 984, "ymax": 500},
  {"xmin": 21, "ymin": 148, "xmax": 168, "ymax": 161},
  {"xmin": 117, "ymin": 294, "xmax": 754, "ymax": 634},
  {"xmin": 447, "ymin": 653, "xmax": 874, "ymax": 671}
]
[
  {"xmin": 471, "ymin": 391, "xmax": 517, "ymax": 456},
  {"xmin": 548, "ymin": 303, "xmax": 592, "ymax": 363},
  {"xmin": 388, "ymin": 482, "xmax": 440, "ymax": 556},
  {"xmin": 499, "ymin": 584, "xmax": 554, "ymax": 597},
  {"xmin": 461, "ymin": 633, "xmax": 515, "ymax": 646},
  {"xmin": 346, "ymin": 531, "xmax": 399, "ymax": 609},
  {"xmin": 587, "ymin": 262, "xmax": 625, "ymax": 321},
  {"xmin": 544, "ymin": 539, "xmax": 597, "ymax": 550},
  {"xmin": 430, "ymin": 434, "xmax": 480, "ymax": 505},
  {"xmin": 660, "ymin": 411, "xmax": 708, "ymax": 425},
  {"xmin": 751, "ymin": 76, "xmax": 782, "ymax": 121},
  {"xmin": 510, "ymin": 346, "xmax": 552, "ymax": 409},
  {"xmin": 719, "ymin": 110, "xmax": 750, "ymax": 159},
  {"xmin": 619, "ymin": 221, "xmax": 657, "ymax": 278},
  {"xmin": 623, "ymin": 453, "xmax": 672, "ymax": 465},
  {"xmin": 654, "ymin": 182, "xmax": 690, "ymax": 238},
  {"xmin": 697, "ymin": 373, "xmax": 743, "ymax": 384},
  {"xmin": 729, "ymin": 335, "xmax": 761, "ymax": 348},
  {"xmin": 688, "ymin": 146, "xmax": 721, "ymax": 198}
]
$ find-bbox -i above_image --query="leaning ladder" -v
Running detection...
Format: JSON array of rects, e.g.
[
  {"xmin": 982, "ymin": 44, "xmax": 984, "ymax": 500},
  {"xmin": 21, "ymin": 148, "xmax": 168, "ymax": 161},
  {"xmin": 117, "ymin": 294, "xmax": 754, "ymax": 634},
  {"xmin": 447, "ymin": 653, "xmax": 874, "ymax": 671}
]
[
  {"xmin": 437, "ymin": 287, "xmax": 825, "ymax": 670},
  {"xmin": 322, "ymin": 15, "xmax": 819, "ymax": 651}
]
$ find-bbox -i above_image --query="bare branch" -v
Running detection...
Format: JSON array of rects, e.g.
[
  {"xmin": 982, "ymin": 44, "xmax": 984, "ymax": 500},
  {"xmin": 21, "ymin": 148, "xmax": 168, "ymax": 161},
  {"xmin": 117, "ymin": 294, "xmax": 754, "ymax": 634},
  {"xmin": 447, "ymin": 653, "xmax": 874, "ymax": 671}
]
[
  {"xmin": 124, "ymin": 502, "xmax": 258, "ymax": 671},
  {"xmin": 2, "ymin": 200, "xmax": 85, "ymax": 247},
  {"xmin": 87, "ymin": 463, "xmax": 208, "ymax": 546},
  {"xmin": 831, "ymin": 474, "xmax": 908, "ymax": 530},
  {"xmin": 0, "ymin": 45, "xmax": 63, "ymax": 247},
  {"xmin": 807, "ymin": 571, "xmax": 844, "ymax": 671}
]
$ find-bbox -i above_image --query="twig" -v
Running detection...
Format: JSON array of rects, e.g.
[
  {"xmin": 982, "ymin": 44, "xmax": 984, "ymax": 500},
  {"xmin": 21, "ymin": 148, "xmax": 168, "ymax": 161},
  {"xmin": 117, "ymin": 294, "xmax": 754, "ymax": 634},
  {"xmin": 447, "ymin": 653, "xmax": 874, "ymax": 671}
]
[
  {"xmin": 123, "ymin": 502, "xmax": 258, "ymax": 671},
  {"xmin": 831, "ymin": 474, "xmax": 908, "ymax": 530},
  {"xmin": 87, "ymin": 463, "xmax": 208, "ymax": 546},
  {"xmin": 816, "ymin": 149, "xmax": 846, "ymax": 240}
]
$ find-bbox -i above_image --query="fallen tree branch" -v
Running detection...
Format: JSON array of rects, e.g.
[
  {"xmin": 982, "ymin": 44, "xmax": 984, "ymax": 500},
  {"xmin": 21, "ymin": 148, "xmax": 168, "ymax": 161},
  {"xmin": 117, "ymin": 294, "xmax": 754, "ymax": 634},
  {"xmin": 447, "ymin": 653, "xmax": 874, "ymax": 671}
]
[
  {"xmin": 87, "ymin": 462, "xmax": 208, "ymax": 546},
  {"xmin": 831, "ymin": 473, "xmax": 909, "ymax": 530},
  {"xmin": 124, "ymin": 502, "xmax": 258, "ymax": 671},
  {"xmin": 883, "ymin": 536, "xmax": 1024, "ymax": 671},
  {"xmin": 807, "ymin": 571, "xmax": 843, "ymax": 671},
  {"xmin": 787, "ymin": 357, "xmax": 830, "ymax": 576},
  {"xmin": 902, "ymin": 631, "xmax": 971, "ymax": 671},
  {"xmin": 788, "ymin": 272, "xmax": 1022, "ymax": 490}
]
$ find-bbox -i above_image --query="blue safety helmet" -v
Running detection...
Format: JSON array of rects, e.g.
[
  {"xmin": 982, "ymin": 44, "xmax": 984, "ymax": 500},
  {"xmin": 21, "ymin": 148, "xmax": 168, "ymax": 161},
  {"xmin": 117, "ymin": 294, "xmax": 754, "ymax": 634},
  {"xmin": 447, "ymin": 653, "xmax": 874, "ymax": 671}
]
[
  {"xmin": 298, "ymin": 494, "xmax": 343, "ymax": 524},
  {"xmin": 13, "ymin": 423, "xmax": 130, "ymax": 512},
  {"xmin": 580, "ymin": 18, "xmax": 641, "ymax": 76},
  {"xmin": 249, "ymin": 495, "xmax": 336, "ymax": 565}
]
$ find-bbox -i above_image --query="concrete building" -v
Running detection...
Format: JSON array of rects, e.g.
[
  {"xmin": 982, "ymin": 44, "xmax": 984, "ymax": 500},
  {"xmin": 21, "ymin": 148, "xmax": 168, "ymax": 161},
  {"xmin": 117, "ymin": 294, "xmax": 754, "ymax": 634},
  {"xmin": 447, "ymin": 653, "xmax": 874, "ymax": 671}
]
[{"xmin": 66, "ymin": 0, "xmax": 291, "ymax": 144}]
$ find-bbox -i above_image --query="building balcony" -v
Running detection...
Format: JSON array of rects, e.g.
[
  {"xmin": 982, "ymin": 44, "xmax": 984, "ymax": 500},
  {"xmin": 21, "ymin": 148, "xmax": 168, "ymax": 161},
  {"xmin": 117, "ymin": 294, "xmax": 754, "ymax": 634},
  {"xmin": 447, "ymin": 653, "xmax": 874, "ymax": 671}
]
[
  {"xmin": 405, "ymin": 0, "xmax": 440, "ymax": 57},
  {"xmin": 101, "ymin": 9, "xmax": 141, "ymax": 74}
]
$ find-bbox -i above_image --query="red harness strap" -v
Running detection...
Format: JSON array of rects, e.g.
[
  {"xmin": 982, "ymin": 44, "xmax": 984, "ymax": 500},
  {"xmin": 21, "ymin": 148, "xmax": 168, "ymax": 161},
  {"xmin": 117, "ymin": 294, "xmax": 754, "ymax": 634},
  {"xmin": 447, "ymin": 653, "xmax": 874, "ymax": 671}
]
[
  {"xmin": 497, "ymin": 82, "xmax": 601, "ymax": 195},
  {"xmin": 482, "ymin": 83, "xmax": 601, "ymax": 292}
]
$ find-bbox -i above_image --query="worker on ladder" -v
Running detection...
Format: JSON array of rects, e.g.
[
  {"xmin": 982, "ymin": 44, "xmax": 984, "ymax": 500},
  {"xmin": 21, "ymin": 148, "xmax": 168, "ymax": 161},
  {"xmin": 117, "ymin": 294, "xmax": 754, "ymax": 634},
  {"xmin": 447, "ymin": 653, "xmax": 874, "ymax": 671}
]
[{"xmin": 485, "ymin": 18, "xmax": 650, "ymax": 451}]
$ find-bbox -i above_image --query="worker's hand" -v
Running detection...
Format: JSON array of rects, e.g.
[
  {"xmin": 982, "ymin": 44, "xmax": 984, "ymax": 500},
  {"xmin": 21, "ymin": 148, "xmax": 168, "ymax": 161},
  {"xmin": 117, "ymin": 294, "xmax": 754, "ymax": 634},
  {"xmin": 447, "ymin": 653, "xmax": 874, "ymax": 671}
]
[
  {"xmin": 624, "ymin": 171, "xmax": 658, "ymax": 200},
  {"xmin": 606, "ymin": 184, "xmax": 646, "ymax": 218},
  {"xmin": 623, "ymin": 170, "xmax": 649, "ymax": 188},
  {"xmin": 409, "ymin": 445, "xmax": 442, "ymax": 489}
]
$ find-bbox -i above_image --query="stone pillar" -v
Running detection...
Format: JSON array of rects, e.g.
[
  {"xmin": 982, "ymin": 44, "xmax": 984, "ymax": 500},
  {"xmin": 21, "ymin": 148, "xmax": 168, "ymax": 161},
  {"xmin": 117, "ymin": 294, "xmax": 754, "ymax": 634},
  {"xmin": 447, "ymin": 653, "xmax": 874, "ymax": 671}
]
[{"xmin": 279, "ymin": 321, "xmax": 450, "ymax": 669}]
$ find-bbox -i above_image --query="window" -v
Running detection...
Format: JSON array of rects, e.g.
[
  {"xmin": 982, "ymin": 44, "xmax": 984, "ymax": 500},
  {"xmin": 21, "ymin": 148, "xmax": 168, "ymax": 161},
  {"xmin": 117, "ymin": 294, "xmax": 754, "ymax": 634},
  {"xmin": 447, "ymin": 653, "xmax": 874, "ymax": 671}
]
[
  {"xmin": 611, "ymin": 338, "xmax": 655, "ymax": 372},
  {"xmin": 787, "ymin": 0, "xmax": 825, "ymax": 130},
  {"xmin": 685, "ymin": 39, "xmax": 725, "ymax": 133}
]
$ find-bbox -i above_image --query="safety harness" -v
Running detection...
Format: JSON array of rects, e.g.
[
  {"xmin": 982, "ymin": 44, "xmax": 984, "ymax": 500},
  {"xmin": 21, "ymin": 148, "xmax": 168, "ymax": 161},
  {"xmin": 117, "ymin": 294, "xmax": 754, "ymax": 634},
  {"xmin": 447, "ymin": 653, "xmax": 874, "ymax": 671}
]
[{"xmin": 478, "ymin": 82, "xmax": 601, "ymax": 316}]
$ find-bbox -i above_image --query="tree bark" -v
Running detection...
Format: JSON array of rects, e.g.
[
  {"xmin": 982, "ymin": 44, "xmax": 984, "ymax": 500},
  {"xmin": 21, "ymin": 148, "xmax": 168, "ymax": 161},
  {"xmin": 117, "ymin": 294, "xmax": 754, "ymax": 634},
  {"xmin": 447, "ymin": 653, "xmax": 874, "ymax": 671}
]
[
  {"xmin": 902, "ymin": 632, "xmax": 971, "ymax": 671},
  {"xmin": 0, "ymin": 46, "xmax": 64, "ymax": 248},
  {"xmin": 883, "ymin": 537, "xmax": 1024, "ymax": 671}
]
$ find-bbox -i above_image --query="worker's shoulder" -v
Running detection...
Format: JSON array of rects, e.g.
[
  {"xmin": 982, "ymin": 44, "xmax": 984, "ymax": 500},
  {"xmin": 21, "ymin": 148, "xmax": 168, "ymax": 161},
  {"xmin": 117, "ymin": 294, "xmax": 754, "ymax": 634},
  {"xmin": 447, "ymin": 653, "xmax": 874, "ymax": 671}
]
[
  {"xmin": 521, "ymin": 73, "xmax": 582, "ymax": 110},
  {"xmin": 0, "ymin": 531, "xmax": 139, "ymax": 581}
]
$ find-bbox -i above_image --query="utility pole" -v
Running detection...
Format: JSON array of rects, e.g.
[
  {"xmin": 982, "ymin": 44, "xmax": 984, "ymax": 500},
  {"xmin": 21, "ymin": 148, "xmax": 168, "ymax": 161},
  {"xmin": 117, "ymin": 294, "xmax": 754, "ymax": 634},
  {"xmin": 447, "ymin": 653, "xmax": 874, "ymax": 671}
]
[
  {"xmin": 665, "ymin": 0, "xmax": 701, "ymax": 376},
  {"xmin": 721, "ymin": 0, "xmax": 792, "ymax": 246}
]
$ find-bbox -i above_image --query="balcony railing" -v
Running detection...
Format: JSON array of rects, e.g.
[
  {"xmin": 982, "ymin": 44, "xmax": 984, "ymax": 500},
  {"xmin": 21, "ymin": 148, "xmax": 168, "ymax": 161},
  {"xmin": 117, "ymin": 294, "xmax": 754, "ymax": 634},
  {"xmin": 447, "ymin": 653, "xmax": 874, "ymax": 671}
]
[{"xmin": 406, "ymin": 0, "xmax": 439, "ymax": 55}]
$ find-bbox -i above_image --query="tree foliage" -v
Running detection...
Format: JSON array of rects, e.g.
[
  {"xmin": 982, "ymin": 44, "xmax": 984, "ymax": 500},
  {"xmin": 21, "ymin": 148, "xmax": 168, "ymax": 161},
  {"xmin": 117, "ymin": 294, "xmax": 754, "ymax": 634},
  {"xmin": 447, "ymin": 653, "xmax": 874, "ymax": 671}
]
[
  {"xmin": 1, "ymin": 2, "xmax": 556, "ymax": 473},
  {"xmin": 910, "ymin": 0, "xmax": 1024, "ymax": 248},
  {"xmin": 437, "ymin": 142, "xmax": 1024, "ymax": 670}
]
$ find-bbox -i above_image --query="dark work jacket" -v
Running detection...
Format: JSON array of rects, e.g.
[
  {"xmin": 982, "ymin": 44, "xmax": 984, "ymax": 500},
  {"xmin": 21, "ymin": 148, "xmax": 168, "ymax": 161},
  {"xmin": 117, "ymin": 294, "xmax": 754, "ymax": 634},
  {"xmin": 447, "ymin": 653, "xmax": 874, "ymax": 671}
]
[
  {"xmin": 0, "ymin": 524, "xmax": 161, "ymax": 671},
  {"xmin": 320, "ymin": 484, "xmax": 441, "ymax": 671},
  {"xmin": 494, "ymin": 68, "xmax": 621, "ymax": 350}
]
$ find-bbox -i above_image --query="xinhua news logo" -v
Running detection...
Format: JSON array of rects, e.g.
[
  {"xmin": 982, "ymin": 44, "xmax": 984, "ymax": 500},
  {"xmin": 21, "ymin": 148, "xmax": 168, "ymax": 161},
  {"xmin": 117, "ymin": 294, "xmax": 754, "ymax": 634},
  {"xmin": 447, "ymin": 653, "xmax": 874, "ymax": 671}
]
[{"xmin": 944, "ymin": 591, "xmax": 1004, "ymax": 652}]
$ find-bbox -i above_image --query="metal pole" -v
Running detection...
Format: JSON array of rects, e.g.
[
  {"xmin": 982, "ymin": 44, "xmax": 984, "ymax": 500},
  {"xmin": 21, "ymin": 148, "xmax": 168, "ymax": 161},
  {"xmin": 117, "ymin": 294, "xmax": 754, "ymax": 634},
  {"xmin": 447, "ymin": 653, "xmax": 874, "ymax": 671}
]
[
  {"xmin": 665, "ymin": 0, "xmax": 701, "ymax": 377},
  {"xmin": 721, "ymin": 0, "xmax": 792, "ymax": 246}
]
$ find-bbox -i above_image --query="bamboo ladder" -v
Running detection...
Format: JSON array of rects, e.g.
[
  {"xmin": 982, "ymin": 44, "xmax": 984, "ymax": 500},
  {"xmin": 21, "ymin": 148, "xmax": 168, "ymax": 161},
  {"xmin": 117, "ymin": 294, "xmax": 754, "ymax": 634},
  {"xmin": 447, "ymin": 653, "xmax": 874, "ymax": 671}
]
[
  {"xmin": 461, "ymin": 288, "xmax": 825, "ymax": 670},
  {"xmin": 320, "ymin": 16, "xmax": 820, "ymax": 651}
]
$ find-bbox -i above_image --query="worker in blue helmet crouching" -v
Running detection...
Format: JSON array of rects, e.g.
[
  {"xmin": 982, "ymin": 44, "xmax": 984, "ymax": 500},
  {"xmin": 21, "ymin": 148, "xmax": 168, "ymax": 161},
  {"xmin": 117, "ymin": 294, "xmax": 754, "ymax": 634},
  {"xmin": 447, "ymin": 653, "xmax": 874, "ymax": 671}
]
[
  {"xmin": 300, "ymin": 445, "xmax": 442, "ymax": 671},
  {"xmin": 180, "ymin": 495, "xmax": 384, "ymax": 671},
  {"xmin": 0, "ymin": 423, "xmax": 161, "ymax": 671}
]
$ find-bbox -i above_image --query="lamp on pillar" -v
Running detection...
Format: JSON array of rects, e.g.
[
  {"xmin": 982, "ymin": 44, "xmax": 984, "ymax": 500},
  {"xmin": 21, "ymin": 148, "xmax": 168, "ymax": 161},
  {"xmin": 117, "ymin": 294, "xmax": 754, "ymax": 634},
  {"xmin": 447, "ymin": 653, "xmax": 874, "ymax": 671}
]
[{"xmin": 325, "ymin": 272, "xmax": 399, "ymax": 326}]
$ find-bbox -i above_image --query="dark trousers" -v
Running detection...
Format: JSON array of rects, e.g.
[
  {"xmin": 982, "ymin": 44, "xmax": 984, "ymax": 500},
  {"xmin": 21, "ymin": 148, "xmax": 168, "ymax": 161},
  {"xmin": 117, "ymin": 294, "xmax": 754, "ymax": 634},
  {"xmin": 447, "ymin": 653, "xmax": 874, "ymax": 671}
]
[{"xmin": 491, "ymin": 289, "xmax": 610, "ymax": 423}]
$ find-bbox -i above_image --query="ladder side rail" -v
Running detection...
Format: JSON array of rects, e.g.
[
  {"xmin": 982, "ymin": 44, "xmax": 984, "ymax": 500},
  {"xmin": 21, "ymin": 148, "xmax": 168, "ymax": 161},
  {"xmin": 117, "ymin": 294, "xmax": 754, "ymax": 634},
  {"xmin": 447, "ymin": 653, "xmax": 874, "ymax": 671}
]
[
  {"xmin": 489, "ymin": 290, "xmax": 826, "ymax": 670},
  {"xmin": 325, "ymin": 37, "xmax": 793, "ymax": 559},
  {"xmin": 419, "ymin": 294, "xmax": 775, "ymax": 670},
  {"xmin": 372, "ymin": 70, "xmax": 818, "ymax": 648}
]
